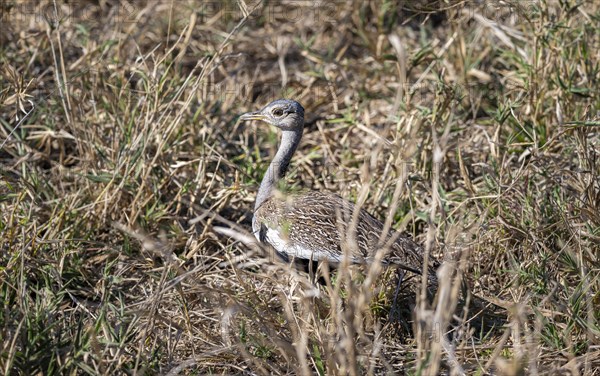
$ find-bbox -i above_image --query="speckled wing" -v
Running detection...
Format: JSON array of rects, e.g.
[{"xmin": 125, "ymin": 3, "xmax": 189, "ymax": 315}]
[{"xmin": 253, "ymin": 191, "xmax": 436, "ymax": 277}]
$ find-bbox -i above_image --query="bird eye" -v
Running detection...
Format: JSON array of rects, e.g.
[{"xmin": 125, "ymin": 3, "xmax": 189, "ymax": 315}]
[{"xmin": 272, "ymin": 108, "xmax": 284, "ymax": 117}]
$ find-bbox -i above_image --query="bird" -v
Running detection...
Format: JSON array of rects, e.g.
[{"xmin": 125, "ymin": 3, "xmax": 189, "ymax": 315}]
[{"xmin": 239, "ymin": 99, "xmax": 438, "ymax": 284}]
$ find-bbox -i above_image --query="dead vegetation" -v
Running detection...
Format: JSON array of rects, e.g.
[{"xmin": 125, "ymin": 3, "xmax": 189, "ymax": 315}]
[{"xmin": 1, "ymin": 0, "xmax": 599, "ymax": 374}]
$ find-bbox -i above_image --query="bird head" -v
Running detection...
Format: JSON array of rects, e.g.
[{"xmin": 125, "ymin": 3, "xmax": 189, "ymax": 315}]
[{"xmin": 239, "ymin": 99, "xmax": 305, "ymax": 131}]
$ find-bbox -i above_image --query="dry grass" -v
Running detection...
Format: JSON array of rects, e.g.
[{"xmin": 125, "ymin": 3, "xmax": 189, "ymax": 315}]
[{"xmin": 1, "ymin": 0, "xmax": 599, "ymax": 374}]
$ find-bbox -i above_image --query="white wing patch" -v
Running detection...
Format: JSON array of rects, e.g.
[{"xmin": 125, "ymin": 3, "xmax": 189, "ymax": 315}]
[{"xmin": 264, "ymin": 227, "xmax": 342, "ymax": 262}]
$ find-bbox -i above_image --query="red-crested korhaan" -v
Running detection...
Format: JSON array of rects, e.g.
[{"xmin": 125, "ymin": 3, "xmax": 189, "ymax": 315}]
[{"xmin": 239, "ymin": 99, "xmax": 437, "ymax": 284}]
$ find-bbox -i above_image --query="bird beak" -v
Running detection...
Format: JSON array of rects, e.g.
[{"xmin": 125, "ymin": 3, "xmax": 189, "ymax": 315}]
[{"xmin": 239, "ymin": 111, "xmax": 266, "ymax": 122}]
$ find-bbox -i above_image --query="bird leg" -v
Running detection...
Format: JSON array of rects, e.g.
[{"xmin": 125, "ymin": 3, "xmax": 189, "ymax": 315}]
[{"xmin": 389, "ymin": 267, "xmax": 406, "ymax": 322}]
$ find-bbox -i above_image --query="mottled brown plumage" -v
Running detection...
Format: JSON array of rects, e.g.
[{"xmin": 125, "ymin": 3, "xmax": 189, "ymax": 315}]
[{"xmin": 255, "ymin": 191, "xmax": 432, "ymax": 275}]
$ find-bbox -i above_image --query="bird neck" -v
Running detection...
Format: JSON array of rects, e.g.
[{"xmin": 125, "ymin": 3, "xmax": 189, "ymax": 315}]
[{"xmin": 255, "ymin": 129, "xmax": 303, "ymax": 211}]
